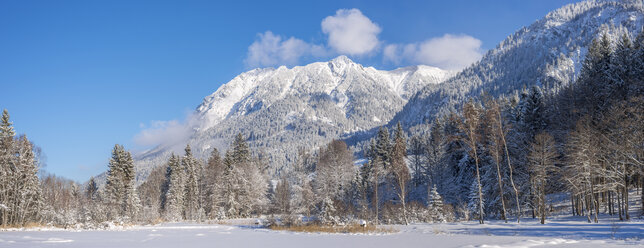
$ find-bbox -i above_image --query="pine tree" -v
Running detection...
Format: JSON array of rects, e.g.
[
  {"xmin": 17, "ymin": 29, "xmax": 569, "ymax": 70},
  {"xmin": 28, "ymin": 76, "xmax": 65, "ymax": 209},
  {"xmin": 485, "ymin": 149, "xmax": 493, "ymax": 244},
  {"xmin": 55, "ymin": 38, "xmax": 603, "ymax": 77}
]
[
  {"xmin": 121, "ymin": 148, "xmax": 140, "ymax": 221},
  {"xmin": 13, "ymin": 136, "xmax": 43, "ymax": 225},
  {"xmin": 203, "ymin": 148, "xmax": 223, "ymax": 219},
  {"xmin": 86, "ymin": 177, "xmax": 99, "ymax": 200},
  {"xmin": 424, "ymin": 119, "xmax": 446, "ymax": 190},
  {"xmin": 0, "ymin": 109, "xmax": 15, "ymax": 226},
  {"xmin": 182, "ymin": 145, "xmax": 202, "ymax": 221},
  {"xmin": 232, "ymin": 133, "xmax": 250, "ymax": 164},
  {"xmin": 610, "ymin": 32, "xmax": 633, "ymax": 101},
  {"xmin": 427, "ymin": 185, "xmax": 444, "ymax": 222},
  {"xmin": 164, "ymin": 154, "xmax": 185, "ymax": 221},
  {"xmin": 467, "ymin": 180, "xmax": 485, "ymax": 221},
  {"xmin": 105, "ymin": 144, "xmax": 127, "ymax": 220},
  {"xmin": 408, "ymin": 134, "xmax": 425, "ymax": 186},
  {"xmin": 375, "ymin": 127, "xmax": 391, "ymax": 168}
]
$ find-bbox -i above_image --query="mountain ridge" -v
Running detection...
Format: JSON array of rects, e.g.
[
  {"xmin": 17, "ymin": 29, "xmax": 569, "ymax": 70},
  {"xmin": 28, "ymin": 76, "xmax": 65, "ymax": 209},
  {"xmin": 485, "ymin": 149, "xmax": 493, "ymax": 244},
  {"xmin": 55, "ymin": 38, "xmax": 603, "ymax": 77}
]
[{"xmin": 131, "ymin": 55, "xmax": 455, "ymax": 181}]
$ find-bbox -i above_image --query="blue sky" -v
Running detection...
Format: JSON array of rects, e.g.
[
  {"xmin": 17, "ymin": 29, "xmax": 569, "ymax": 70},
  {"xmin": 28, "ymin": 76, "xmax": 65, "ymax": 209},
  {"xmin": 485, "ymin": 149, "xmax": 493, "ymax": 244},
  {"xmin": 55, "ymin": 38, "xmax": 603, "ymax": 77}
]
[{"xmin": 0, "ymin": 0, "xmax": 580, "ymax": 182}]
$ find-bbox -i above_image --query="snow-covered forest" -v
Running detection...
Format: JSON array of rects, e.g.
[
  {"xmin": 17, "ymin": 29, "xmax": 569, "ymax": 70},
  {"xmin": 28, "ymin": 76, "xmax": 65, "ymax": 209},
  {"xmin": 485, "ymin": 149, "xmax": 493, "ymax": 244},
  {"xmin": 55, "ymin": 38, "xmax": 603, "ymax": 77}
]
[{"xmin": 1, "ymin": 28, "xmax": 643, "ymax": 231}]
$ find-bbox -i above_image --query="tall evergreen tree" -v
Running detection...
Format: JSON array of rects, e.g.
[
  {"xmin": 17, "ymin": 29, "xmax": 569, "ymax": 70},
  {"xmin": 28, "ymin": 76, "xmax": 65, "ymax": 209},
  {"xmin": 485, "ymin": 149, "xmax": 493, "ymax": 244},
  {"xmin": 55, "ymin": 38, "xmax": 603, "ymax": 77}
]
[
  {"xmin": 164, "ymin": 154, "xmax": 185, "ymax": 221},
  {"xmin": 105, "ymin": 145, "xmax": 126, "ymax": 219},
  {"xmin": 232, "ymin": 133, "xmax": 250, "ymax": 164},
  {"xmin": 0, "ymin": 109, "xmax": 15, "ymax": 226},
  {"xmin": 182, "ymin": 145, "xmax": 202, "ymax": 221}
]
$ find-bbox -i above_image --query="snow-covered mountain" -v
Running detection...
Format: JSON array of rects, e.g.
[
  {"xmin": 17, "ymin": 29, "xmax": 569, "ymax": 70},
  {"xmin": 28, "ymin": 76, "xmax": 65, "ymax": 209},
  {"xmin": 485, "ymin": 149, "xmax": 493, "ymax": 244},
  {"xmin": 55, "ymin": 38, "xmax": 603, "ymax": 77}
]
[
  {"xmin": 133, "ymin": 56, "xmax": 455, "ymax": 180},
  {"xmin": 391, "ymin": 0, "xmax": 644, "ymax": 128},
  {"xmin": 131, "ymin": 0, "xmax": 643, "ymax": 184}
]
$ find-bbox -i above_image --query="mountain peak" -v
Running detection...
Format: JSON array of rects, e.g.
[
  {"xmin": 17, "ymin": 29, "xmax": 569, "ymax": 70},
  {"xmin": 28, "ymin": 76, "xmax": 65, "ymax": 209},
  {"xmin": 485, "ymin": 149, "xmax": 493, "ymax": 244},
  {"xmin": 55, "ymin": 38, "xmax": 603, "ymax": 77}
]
[
  {"xmin": 327, "ymin": 55, "xmax": 357, "ymax": 73},
  {"xmin": 330, "ymin": 55, "xmax": 354, "ymax": 64}
]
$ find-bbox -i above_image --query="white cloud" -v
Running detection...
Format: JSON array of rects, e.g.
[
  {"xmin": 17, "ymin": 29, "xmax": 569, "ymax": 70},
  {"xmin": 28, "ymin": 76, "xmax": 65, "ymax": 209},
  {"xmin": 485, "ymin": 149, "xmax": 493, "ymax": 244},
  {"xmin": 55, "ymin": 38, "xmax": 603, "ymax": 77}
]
[
  {"xmin": 321, "ymin": 9, "xmax": 381, "ymax": 56},
  {"xmin": 245, "ymin": 31, "xmax": 326, "ymax": 68},
  {"xmin": 384, "ymin": 34, "xmax": 483, "ymax": 70},
  {"xmin": 134, "ymin": 118, "xmax": 193, "ymax": 148}
]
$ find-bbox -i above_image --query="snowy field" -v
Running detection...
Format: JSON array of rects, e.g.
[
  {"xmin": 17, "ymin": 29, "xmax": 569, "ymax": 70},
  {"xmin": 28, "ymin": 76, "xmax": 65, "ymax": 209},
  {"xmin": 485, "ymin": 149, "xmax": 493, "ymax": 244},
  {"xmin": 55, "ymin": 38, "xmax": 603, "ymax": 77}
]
[{"xmin": 1, "ymin": 217, "xmax": 642, "ymax": 248}]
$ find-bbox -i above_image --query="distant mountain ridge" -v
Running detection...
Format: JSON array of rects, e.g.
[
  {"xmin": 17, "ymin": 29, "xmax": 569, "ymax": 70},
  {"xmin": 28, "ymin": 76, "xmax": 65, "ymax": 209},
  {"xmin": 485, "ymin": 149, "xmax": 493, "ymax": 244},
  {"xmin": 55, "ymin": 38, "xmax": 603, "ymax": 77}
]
[{"xmin": 132, "ymin": 56, "xmax": 455, "ymax": 181}]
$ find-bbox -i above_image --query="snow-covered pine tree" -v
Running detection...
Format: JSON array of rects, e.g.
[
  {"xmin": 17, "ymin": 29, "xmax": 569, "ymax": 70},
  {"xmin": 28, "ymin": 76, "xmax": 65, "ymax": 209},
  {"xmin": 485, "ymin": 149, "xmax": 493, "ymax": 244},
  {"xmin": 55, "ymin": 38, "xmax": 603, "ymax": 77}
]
[
  {"xmin": 12, "ymin": 135, "xmax": 43, "ymax": 225},
  {"xmin": 202, "ymin": 148, "xmax": 223, "ymax": 219},
  {"xmin": 609, "ymin": 33, "xmax": 633, "ymax": 101},
  {"xmin": 427, "ymin": 185, "xmax": 444, "ymax": 223},
  {"xmin": 121, "ymin": 148, "xmax": 140, "ymax": 221},
  {"xmin": 467, "ymin": 180, "xmax": 485, "ymax": 221},
  {"xmin": 182, "ymin": 145, "xmax": 202, "ymax": 221},
  {"xmin": 86, "ymin": 177, "xmax": 99, "ymax": 200},
  {"xmin": 408, "ymin": 134, "xmax": 425, "ymax": 187},
  {"xmin": 105, "ymin": 144, "xmax": 127, "ymax": 220},
  {"xmin": 424, "ymin": 118, "xmax": 446, "ymax": 191},
  {"xmin": 222, "ymin": 149, "xmax": 238, "ymax": 218},
  {"xmin": 375, "ymin": 127, "xmax": 391, "ymax": 169},
  {"xmin": 232, "ymin": 133, "xmax": 250, "ymax": 164},
  {"xmin": 0, "ymin": 109, "xmax": 15, "ymax": 226},
  {"xmin": 164, "ymin": 154, "xmax": 185, "ymax": 221}
]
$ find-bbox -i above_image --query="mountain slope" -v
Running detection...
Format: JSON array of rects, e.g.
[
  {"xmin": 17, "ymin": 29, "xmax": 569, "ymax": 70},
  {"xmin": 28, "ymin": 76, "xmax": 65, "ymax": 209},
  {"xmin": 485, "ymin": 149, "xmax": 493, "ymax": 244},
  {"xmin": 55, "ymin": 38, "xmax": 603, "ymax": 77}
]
[
  {"xmin": 133, "ymin": 56, "xmax": 455, "ymax": 179},
  {"xmin": 391, "ymin": 0, "xmax": 644, "ymax": 128}
]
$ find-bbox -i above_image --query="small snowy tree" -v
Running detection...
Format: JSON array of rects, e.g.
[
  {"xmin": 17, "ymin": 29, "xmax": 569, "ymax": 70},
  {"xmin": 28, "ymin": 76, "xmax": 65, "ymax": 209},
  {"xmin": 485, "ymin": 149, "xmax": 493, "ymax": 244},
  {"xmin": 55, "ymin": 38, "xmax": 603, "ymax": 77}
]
[{"xmin": 427, "ymin": 185, "xmax": 444, "ymax": 222}]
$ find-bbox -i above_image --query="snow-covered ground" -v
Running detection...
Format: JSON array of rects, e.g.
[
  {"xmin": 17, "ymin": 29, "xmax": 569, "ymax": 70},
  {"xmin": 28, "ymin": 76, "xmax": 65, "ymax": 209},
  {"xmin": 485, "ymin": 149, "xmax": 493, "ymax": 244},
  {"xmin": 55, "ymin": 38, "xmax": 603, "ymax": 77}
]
[{"xmin": 0, "ymin": 217, "xmax": 642, "ymax": 248}]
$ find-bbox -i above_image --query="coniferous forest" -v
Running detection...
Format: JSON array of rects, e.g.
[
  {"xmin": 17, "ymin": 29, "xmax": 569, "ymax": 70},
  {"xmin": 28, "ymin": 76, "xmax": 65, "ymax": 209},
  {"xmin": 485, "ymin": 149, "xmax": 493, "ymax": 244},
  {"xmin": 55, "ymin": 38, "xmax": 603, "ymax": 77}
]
[{"xmin": 1, "ymin": 29, "xmax": 642, "ymax": 229}]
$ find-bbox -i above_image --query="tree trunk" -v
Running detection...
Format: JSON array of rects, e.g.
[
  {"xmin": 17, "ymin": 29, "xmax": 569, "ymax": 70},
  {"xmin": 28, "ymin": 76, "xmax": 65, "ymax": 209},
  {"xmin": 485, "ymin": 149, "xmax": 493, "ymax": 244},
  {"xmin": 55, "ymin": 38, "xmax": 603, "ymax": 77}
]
[
  {"xmin": 618, "ymin": 189, "xmax": 623, "ymax": 221},
  {"xmin": 494, "ymin": 157, "xmax": 507, "ymax": 223},
  {"xmin": 540, "ymin": 182, "xmax": 546, "ymax": 224},
  {"xmin": 623, "ymin": 184, "xmax": 629, "ymax": 220},
  {"xmin": 608, "ymin": 190, "xmax": 613, "ymax": 215},
  {"xmin": 571, "ymin": 193, "xmax": 575, "ymax": 216},
  {"xmin": 474, "ymin": 149, "xmax": 484, "ymax": 224}
]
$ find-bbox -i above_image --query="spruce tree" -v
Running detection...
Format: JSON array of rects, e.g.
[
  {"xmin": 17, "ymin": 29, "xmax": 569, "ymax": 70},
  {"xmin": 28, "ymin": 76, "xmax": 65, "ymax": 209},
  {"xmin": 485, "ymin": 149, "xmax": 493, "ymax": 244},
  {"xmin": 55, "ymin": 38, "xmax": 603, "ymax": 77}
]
[
  {"xmin": 427, "ymin": 185, "xmax": 444, "ymax": 222},
  {"xmin": 0, "ymin": 109, "xmax": 15, "ymax": 226},
  {"xmin": 105, "ymin": 144, "xmax": 126, "ymax": 219},
  {"xmin": 182, "ymin": 145, "xmax": 202, "ymax": 221},
  {"xmin": 164, "ymin": 154, "xmax": 185, "ymax": 221},
  {"xmin": 375, "ymin": 127, "xmax": 391, "ymax": 168},
  {"xmin": 232, "ymin": 133, "xmax": 250, "ymax": 164},
  {"xmin": 86, "ymin": 177, "xmax": 99, "ymax": 200},
  {"xmin": 121, "ymin": 148, "xmax": 140, "ymax": 220}
]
